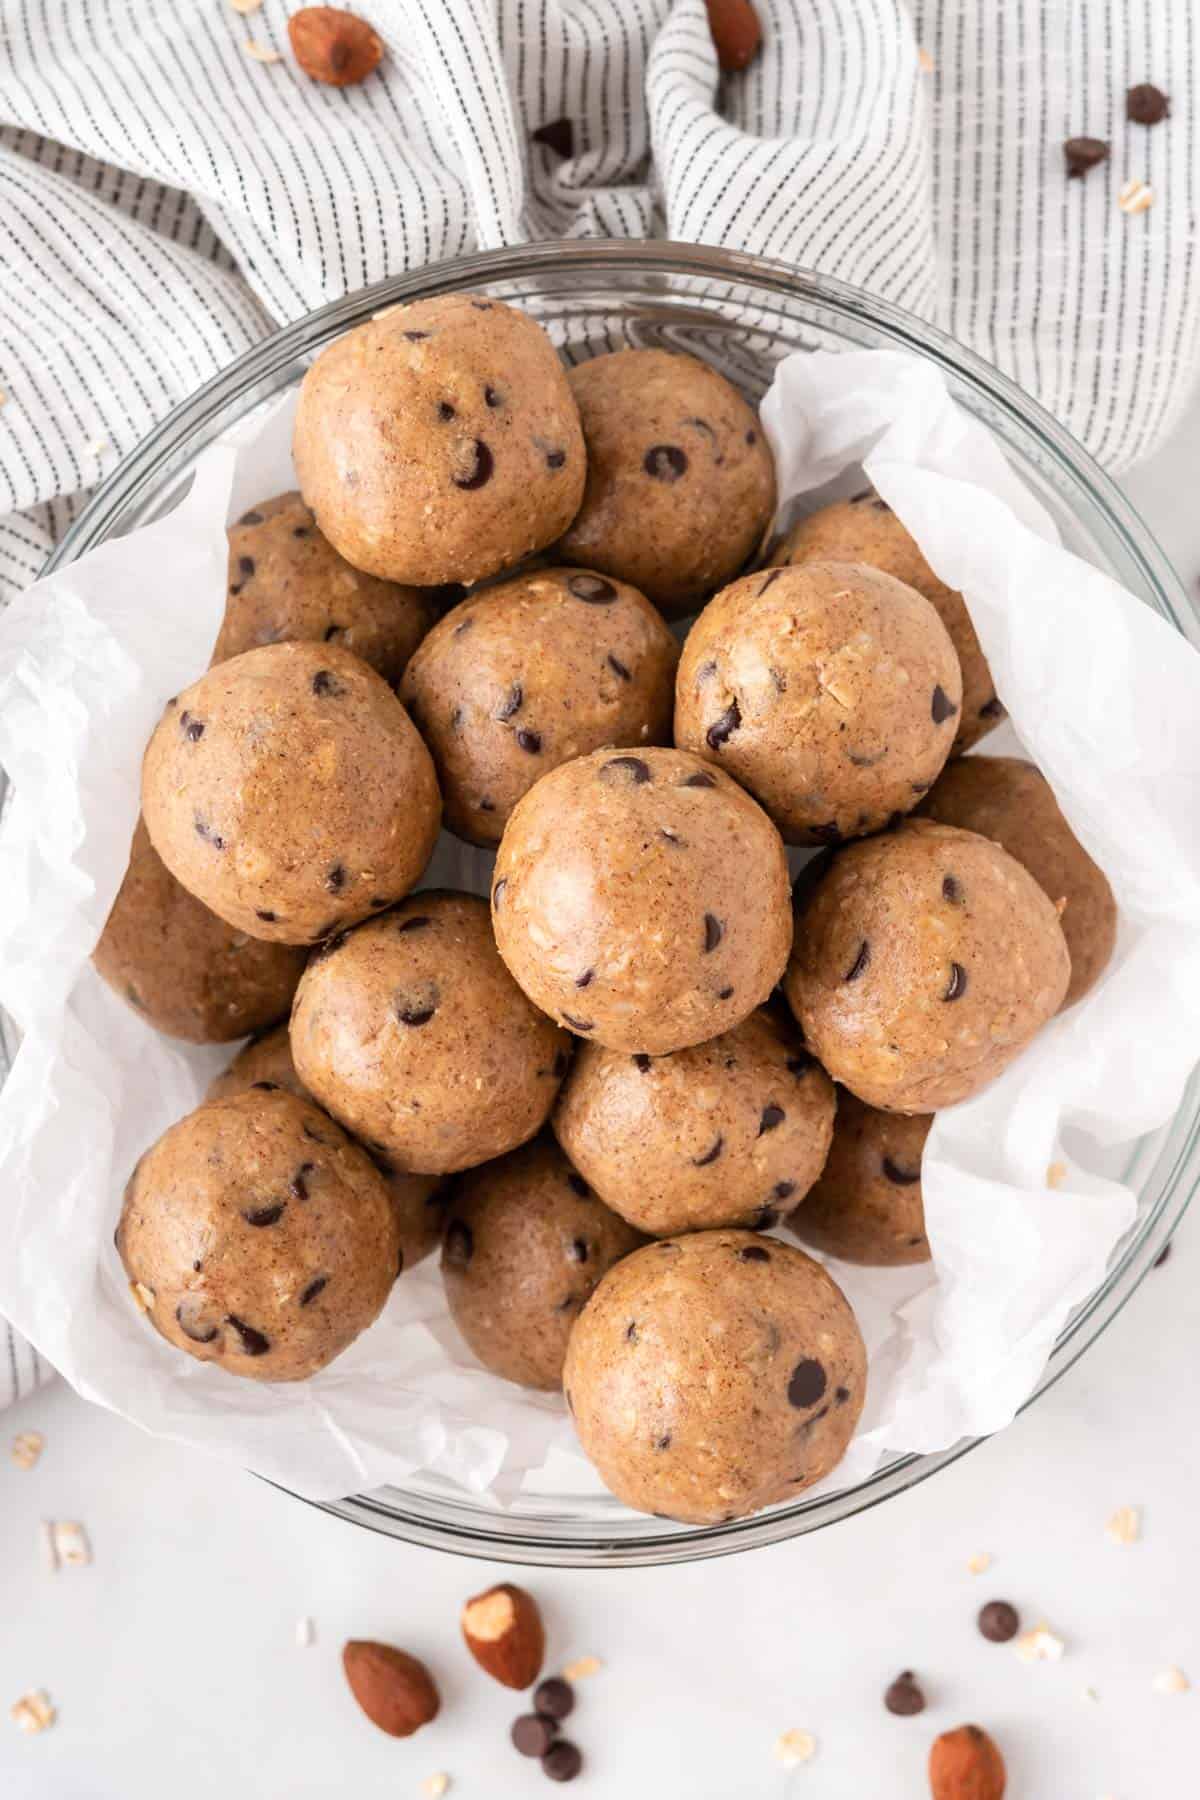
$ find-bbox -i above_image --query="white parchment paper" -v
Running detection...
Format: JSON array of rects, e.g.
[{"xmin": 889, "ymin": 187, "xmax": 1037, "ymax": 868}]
[{"xmin": 2, "ymin": 346, "xmax": 1199, "ymax": 1507}]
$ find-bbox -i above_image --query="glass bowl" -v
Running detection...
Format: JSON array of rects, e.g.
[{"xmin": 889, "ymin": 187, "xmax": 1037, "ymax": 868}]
[{"xmin": 40, "ymin": 240, "xmax": 1199, "ymax": 1567}]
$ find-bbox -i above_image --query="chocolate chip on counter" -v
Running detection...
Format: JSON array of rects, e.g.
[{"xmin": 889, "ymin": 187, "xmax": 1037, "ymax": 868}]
[
  {"xmin": 931, "ymin": 684, "xmax": 958, "ymax": 724},
  {"xmin": 299, "ymin": 1276, "xmax": 328, "ymax": 1307},
  {"xmin": 601, "ymin": 754, "xmax": 651, "ymax": 784},
  {"xmin": 633, "ymin": 1053, "xmax": 652, "ymax": 1072},
  {"xmin": 703, "ymin": 913, "xmax": 724, "ymax": 952},
  {"xmin": 979, "ymin": 695, "xmax": 1005, "ymax": 718},
  {"xmin": 532, "ymin": 116, "xmax": 575, "ymax": 157},
  {"xmin": 844, "ymin": 940, "xmax": 871, "ymax": 982},
  {"xmin": 242, "ymin": 1203, "xmax": 285, "ymax": 1227},
  {"xmin": 758, "ymin": 1103, "xmax": 785, "ymax": 1135},
  {"xmin": 541, "ymin": 1741, "xmax": 583, "ymax": 1783},
  {"xmin": 978, "ymin": 1600, "xmax": 1020, "ymax": 1643},
  {"xmin": 942, "ymin": 874, "xmax": 963, "ymax": 903},
  {"xmin": 943, "ymin": 961, "xmax": 968, "ymax": 1002},
  {"xmin": 1064, "ymin": 135, "xmax": 1109, "ymax": 178},
  {"xmin": 1127, "ymin": 83, "xmax": 1169, "ymax": 125},
  {"xmin": 516, "ymin": 728, "xmax": 543, "ymax": 754},
  {"xmin": 226, "ymin": 1315, "xmax": 270, "ymax": 1356},
  {"xmin": 739, "ymin": 1245, "xmax": 771, "ymax": 1262},
  {"xmin": 396, "ymin": 914, "xmax": 431, "ymax": 932},
  {"xmin": 567, "ymin": 1172, "xmax": 590, "ymax": 1198},
  {"xmin": 175, "ymin": 1300, "xmax": 218, "ymax": 1344},
  {"xmin": 692, "ymin": 1135, "xmax": 724, "ymax": 1167},
  {"xmin": 492, "ymin": 878, "xmax": 508, "ymax": 908},
  {"xmin": 884, "ymin": 1671, "xmax": 926, "ymax": 1716},
  {"xmin": 496, "ymin": 683, "xmax": 524, "ymax": 721},
  {"xmin": 706, "ymin": 699, "xmax": 741, "ymax": 750},
  {"xmin": 574, "ymin": 968, "xmax": 594, "ymax": 988},
  {"xmin": 238, "ymin": 509, "xmax": 264, "ymax": 526},
  {"xmin": 567, "ymin": 573, "xmax": 617, "ymax": 604},
  {"xmin": 325, "ymin": 863, "xmax": 346, "ymax": 893},
  {"xmin": 444, "ymin": 1220, "xmax": 474, "ymax": 1268},
  {"xmin": 513, "ymin": 1714, "xmax": 558, "ymax": 1758},
  {"xmin": 534, "ymin": 1678, "xmax": 575, "ymax": 1722},
  {"xmin": 882, "ymin": 1156, "xmax": 921, "ymax": 1186},
  {"xmin": 643, "ymin": 444, "xmax": 687, "ymax": 482},
  {"xmin": 787, "ymin": 1357, "xmax": 827, "ymax": 1408},
  {"xmin": 606, "ymin": 653, "xmax": 631, "ymax": 681},
  {"xmin": 562, "ymin": 1014, "xmax": 594, "ymax": 1032},
  {"xmin": 682, "ymin": 768, "xmax": 717, "ymax": 788},
  {"xmin": 453, "ymin": 439, "xmax": 494, "ymax": 490},
  {"xmin": 311, "ymin": 668, "xmax": 341, "ymax": 697}
]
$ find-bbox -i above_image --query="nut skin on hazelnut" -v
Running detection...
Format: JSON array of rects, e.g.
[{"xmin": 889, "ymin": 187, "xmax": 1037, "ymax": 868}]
[
  {"xmin": 342, "ymin": 1640, "xmax": 440, "ymax": 1737},
  {"xmin": 929, "ymin": 1724, "xmax": 1007, "ymax": 1800},
  {"xmin": 461, "ymin": 1582, "xmax": 545, "ymax": 1690}
]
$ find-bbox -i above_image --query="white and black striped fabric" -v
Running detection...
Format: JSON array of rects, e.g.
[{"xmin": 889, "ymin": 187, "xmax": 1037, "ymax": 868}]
[{"xmin": 0, "ymin": 0, "xmax": 1196, "ymax": 1405}]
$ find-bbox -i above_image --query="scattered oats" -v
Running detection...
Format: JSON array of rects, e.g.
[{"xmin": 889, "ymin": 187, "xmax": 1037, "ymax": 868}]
[
  {"xmin": 131, "ymin": 1280, "xmax": 155, "ymax": 1313},
  {"xmin": 1046, "ymin": 1161, "xmax": 1068, "ymax": 1189},
  {"xmin": 229, "ymin": 0, "xmax": 263, "ymax": 13},
  {"xmin": 10, "ymin": 1690, "xmax": 55, "ymax": 1734},
  {"xmin": 1081, "ymin": 1685, "xmax": 1100, "ymax": 1703},
  {"xmin": 775, "ymin": 1729, "xmax": 816, "ymax": 1767},
  {"xmin": 1153, "ymin": 1665, "xmax": 1189, "ymax": 1695},
  {"xmin": 966, "ymin": 1550, "xmax": 992, "ymax": 1575},
  {"xmin": 1118, "ymin": 178, "xmax": 1154, "ymax": 216},
  {"xmin": 421, "ymin": 1776, "xmax": 450, "ymax": 1799},
  {"xmin": 85, "ymin": 436, "xmax": 108, "ymax": 458},
  {"xmin": 0, "ymin": 388, "xmax": 7, "ymax": 407},
  {"xmin": 1106, "ymin": 1505, "xmax": 1140, "ymax": 1546},
  {"xmin": 48, "ymin": 1521, "xmax": 91, "ymax": 1568},
  {"xmin": 243, "ymin": 38, "xmax": 282, "ymax": 63},
  {"xmin": 11, "ymin": 1431, "xmax": 44, "ymax": 1471},
  {"xmin": 1015, "ymin": 1622, "xmax": 1066, "ymax": 1663},
  {"xmin": 562, "ymin": 1654, "xmax": 602, "ymax": 1681},
  {"xmin": 295, "ymin": 1615, "xmax": 315, "ymax": 1648},
  {"xmin": 918, "ymin": 46, "xmax": 935, "ymax": 73}
]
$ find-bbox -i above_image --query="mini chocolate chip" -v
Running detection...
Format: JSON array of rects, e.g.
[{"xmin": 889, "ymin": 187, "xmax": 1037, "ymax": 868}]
[
  {"xmin": 567, "ymin": 1172, "xmax": 589, "ymax": 1198},
  {"xmin": 402, "ymin": 329, "xmax": 429, "ymax": 341},
  {"xmin": 512, "ymin": 1714, "xmax": 557, "ymax": 1758},
  {"xmin": 758, "ymin": 1103, "xmax": 785, "ymax": 1135},
  {"xmin": 484, "ymin": 385, "xmax": 503, "ymax": 408},
  {"xmin": 654, "ymin": 1432, "xmax": 672, "ymax": 1450},
  {"xmin": 1127, "ymin": 83, "xmax": 1169, "ymax": 125},
  {"xmin": 942, "ymin": 874, "xmax": 963, "ymax": 903},
  {"xmin": 632, "ymin": 1053, "xmax": 651, "ymax": 1072},
  {"xmin": 1064, "ymin": 135, "xmax": 1109, "ymax": 177},
  {"xmin": 788, "ymin": 1357, "xmax": 828, "ymax": 1408},
  {"xmin": 193, "ymin": 816, "xmax": 225, "ymax": 850},
  {"xmin": 943, "ymin": 961, "xmax": 968, "ymax": 1002},
  {"xmin": 175, "ymin": 1301, "xmax": 218, "ymax": 1344},
  {"xmin": 606, "ymin": 652, "xmax": 630, "ymax": 681},
  {"xmin": 299, "ymin": 1276, "xmax": 328, "ymax": 1307},
  {"xmin": 834, "ymin": 1385, "xmax": 850, "ymax": 1404},
  {"xmin": 810, "ymin": 822, "xmax": 842, "ymax": 844},
  {"xmin": 471, "ymin": 300, "xmax": 493, "ymax": 311},
  {"xmin": 226, "ymin": 1315, "xmax": 270, "ymax": 1356},
  {"xmin": 746, "ymin": 428, "xmax": 758, "ymax": 444},
  {"xmin": 313, "ymin": 929, "xmax": 350, "ymax": 960},
  {"xmin": 561, "ymin": 1014, "xmax": 594, "ymax": 1032},
  {"xmin": 312, "ymin": 669, "xmax": 340, "ymax": 697},
  {"xmin": 758, "ymin": 568, "xmax": 783, "ymax": 595},
  {"xmin": 238, "ymin": 555, "xmax": 255, "ymax": 578},
  {"xmin": 397, "ymin": 914, "xmax": 430, "ymax": 932},
  {"xmin": 541, "ymin": 1741, "xmax": 583, "ymax": 1783},
  {"xmin": 682, "ymin": 769, "xmax": 717, "ymax": 788},
  {"xmin": 716, "ymin": 986, "xmax": 734, "ymax": 999},
  {"xmin": 910, "ymin": 779, "xmax": 932, "ymax": 795},
  {"xmin": 692, "ymin": 1135, "xmax": 724, "ymax": 1167},
  {"xmin": 979, "ymin": 695, "xmax": 1005, "ymax": 718},
  {"xmin": 847, "ymin": 748, "xmax": 884, "ymax": 767},
  {"xmin": 534, "ymin": 1678, "xmax": 575, "ymax": 1721},
  {"xmin": 397, "ymin": 1000, "xmax": 437, "ymax": 1026},
  {"xmin": 786, "ymin": 1053, "xmax": 814, "ymax": 1077},
  {"xmin": 454, "ymin": 616, "xmax": 475, "ymax": 635},
  {"xmin": 453, "ymin": 439, "xmax": 494, "ymax": 490},
  {"xmin": 643, "ymin": 444, "xmax": 687, "ymax": 482},
  {"xmin": 444, "ymin": 1220, "xmax": 473, "ymax": 1268},
  {"xmin": 703, "ymin": 913, "xmax": 725, "ymax": 953},
  {"xmin": 516, "ymin": 728, "xmax": 542, "ymax": 754},
  {"xmin": 625, "ymin": 1320, "xmax": 639, "ymax": 1341},
  {"xmin": 496, "ymin": 683, "xmax": 523, "ymax": 721},
  {"xmin": 532, "ymin": 115, "xmax": 574, "ymax": 157},
  {"xmin": 567, "ymin": 572, "xmax": 617, "ymax": 604},
  {"xmin": 706, "ymin": 700, "xmax": 741, "ymax": 750},
  {"xmin": 301, "ymin": 1122, "xmax": 332, "ymax": 1145},
  {"xmin": 242, "ymin": 1203, "xmax": 285, "ymax": 1227},
  {"xmin": 238, "ymin": 509, "xmax": 264, "ymax": 525},
  {"xmin": 293, "ymin": 525, "xmax": 310, "ymax": 537},
  {"xmin": 882, "ymin": 1156, "xmax": 921, "ymax": 1186},
  {"xmin": 772, "ymin": 1181, "xmax": 796, "ymax": 1202},
  {"xmin": 256, "ymin": 909, "xmax": 276, "ymax": 922},
  {"xmin": 251, "ymin": 1081, "xmax": 279, "ymax": 1092},
  {"xmin": 289, "ymin": 1165, "xmax": 313, "ymax": 1201},
  {"xmin": 931, "ymin": 684, "xmax": 958, "ymax": 724},
  {"xmin": 323, "ymin": 623, "xmax": 342, "ymax": 640},
  {"xmin": 437, "ymin": 400, "xmax": 455, "ymax": 421},
  {"xmin": 978, "ymin": 1600, "xmax": 1020, "ymax": 1643},
  {"xmin": 601, "ymin": 754, "xmax": 651, "ymax": 785},
  {"xmin": 574, "ymin": 968, "xmax": 594, "ymax": 988},
  {"xmin": 568, "ymin": 1237, "xmax": 589, "ymax": 1263},
  {"xmin": 545, "ymin": 448, "xmax": 567, "ymax": 469},
  {"xmin": 739, "ymin": 1245, "xmax": 770, "ymax": 1262},
  {"xmin": 844, "ymin": 940, "xmax": 871, "ymax": 982},
  {"xmin": 884, "ymin": 1671, "xmax": 926, "ymax": 1716},
  {"xmin": 182, "ymin": 715, "xmax": 205, "ymax": 742},
  {"xmin": 492, "ymin": 878, "xmax": 507, "ymax": 907},
  {"xmin": 325, "ymin": 863, "xmax": 346, "ymax": 893},
  {"xmin": 479, "ymin": 797, "xmax": 495, "ymax": 812}
]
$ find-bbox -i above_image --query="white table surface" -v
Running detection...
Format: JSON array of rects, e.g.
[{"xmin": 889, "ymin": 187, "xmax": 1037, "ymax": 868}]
[{"xmin": 3, "ymin": 406, "xmax": 1200, "ymax": 1800}]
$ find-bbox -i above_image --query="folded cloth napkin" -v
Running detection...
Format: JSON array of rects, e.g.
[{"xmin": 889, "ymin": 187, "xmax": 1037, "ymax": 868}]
[{"xmin": 0, "ymin": 0, "xmax": 1195, "ymax": 1407}]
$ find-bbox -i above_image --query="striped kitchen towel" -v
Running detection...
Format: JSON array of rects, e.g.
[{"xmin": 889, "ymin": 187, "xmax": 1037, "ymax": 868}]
[{"xmin": 0, "ymin": 0, "xmax": 1196, "ymax": 1405}]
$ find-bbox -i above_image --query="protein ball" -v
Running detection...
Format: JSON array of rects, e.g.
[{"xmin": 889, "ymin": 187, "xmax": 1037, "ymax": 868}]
[
  {"xmin": 93, "ymin": 818, "xmax": 307, "ymax": 1043},
  {"xmin": 293, "ymin": 293, "xmax": 585, "ymax": 587},
  {"xmin": 563, "ymin": 1230, "xmax": 867, "ymax": 1524},
  {"xmin": 116, "ymin": 1089, "xmax": 400, "ymax": 1382},
  {"xmin": 785, "ymin": 820, "xmax": 1070, "ymax": 1112},
  {"xmin": 290, "ymin": 890, "xmax": 569, "ymax": 1174},
  {"xmin": 674, "ymin": 561, "xmax": 962, "ymax": 845},
  {"xmin": 400, "ymin": 567, "xmax": 678, "ymax": 845},
  {"xmin": 215, "ymin": 491, "xmax": 438, "ymax": 684},
  {"xmin": 557, "ymin": 348, "xmax": 776, "ymax": 618},
  {"xmin": 788, "ymin": 1091, "xmax": 932, "ymax": 1265},
  {"xmin": 917, "ymin": 754, "xmax": 1116, "ymax": 1007},
  {"xmin": 774, "ymin": 491, "xmax": 1000, "ymax": 752},
  {"xmin": 440, "ymin": 1136, "xmax": 646, "ymax": 1390},
  {"xmin": 553, "ymin": 1006, "xmax": 835, "ymax": 1236},
  {"xmin": 491, "ymin": 746, "xmax": 793, "ymax": 1056},
  {"xmin": 141, "ymin": 641, "xmax": 441, "ymax": 944},
  {"xmin": 206, "ymin": 1025, "xmax": 444, "ymax": 1272}
]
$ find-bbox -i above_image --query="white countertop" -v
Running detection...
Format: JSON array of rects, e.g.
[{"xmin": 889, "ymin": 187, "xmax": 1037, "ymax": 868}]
[{"xmin": 2, "ymin": 407, "xmax": 1198, "ymax": 1800}]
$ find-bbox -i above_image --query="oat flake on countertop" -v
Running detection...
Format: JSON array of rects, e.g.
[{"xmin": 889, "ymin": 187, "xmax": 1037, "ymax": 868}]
[
  {"xmin": 10, "ymin": 1690, "xmax": 55, "ymax": 1734},
  {"xmin": 966, "ymin": 1550, "xmax": 992, "ymax": 1574},
  {"xmin": 229, "ymin": 0, "xmax": 262, "ymax": 13},
  {"xmin": 1015, "ymin": 1623, "xmax": 1066, "ymax": 1663},
  {"xmin": 243, "ymin": 39, "xmax": 282, "ymax": 63},
  {"xmin": 1105, "ymin": 1504, "xmax": 1140, "ymax": 1545},
  {"xmin": 1046, "ymin": 1161, "xmax": 1067, "ymax": 1189},
  {"xmin": 918, "ymin": 47, "xmax": 934, "ymax": 72},
  {"xmin": 421, "ymin": 1776, "xmax": 451, "ymax": 1799},
  {"xmin": 1153, "ymin": 1665, "xmax": 1190, "ymax": 1694},
  {"xmin": 1118, "ymin": 179, "xmax": 1154, "ymax": 215},
  {"xmin": 775, "ymin": 1729, "xmax": 817, "ymax": 1767},
  {"xmin": 561, "ymin": 1654, "xmax": 602, "ymax": 1681},
  {"xmin": 295, "ymin": 1616, "xmax": 315, "ymax": 1648},
  {"xmin": 45, "ymin": 1521, "xmax": 91, "ymax": 1569},
  {"xmin": 11, "ymin": 1431, "xmax": 44, "ymax": 1471}
]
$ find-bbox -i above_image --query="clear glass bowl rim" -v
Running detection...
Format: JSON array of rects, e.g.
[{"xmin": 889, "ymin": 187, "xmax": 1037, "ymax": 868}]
[{"xmin": 40, "ymin": 238, "xmax": 1199, "ymax": 1568}]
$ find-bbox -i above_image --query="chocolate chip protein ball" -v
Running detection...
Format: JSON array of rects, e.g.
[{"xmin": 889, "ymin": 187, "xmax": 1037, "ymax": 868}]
[
  {"xmin": 399, "ymin": 567, "xmax": 678, "ymax": 845},
  {"xmin": 214, "ymin": 492, "xmax": 438, "ymax": 684},
  {"xmin": 775, "ymin": 490, "xmax": 1001, "ymax": 752},
  {"xmin": 491, "ymin": 747, "xmax": 793, "ymax": 1055},
  {"xmin": 554, "ymin": 1007, "xmax": 835, "ymax": 1236},
  {"xmin": 116, "ymin": 1089, "xmax": 400, "ymax": 1382},
  {"xmin": 563, "ymin": 1230, "xmax": 867, "ymax": 1523},
  {"xmin": 557, "ymin": 349, "xmax": 776, "ymax": 618},
  {"xmin": 789, "ymin": 1092, "xmax": 932, "ymax": 1265},
  {"xmin": 206, "ymin": 1026, "xmax": 444, "ymax": 1272},
  {"xmin": 674, "ymin": 561, "xmax": 963, "ymax": 846},
  {"xmin": 141, "ymin": 641, "xmax": 441, "ymax": 944},
  {"xmin": 917, "ymin": 755, "xmax": 1116, "ymax": 1008},
  {"xmin": 293, "ymin": 293, "xmax": 585, "ymax": 587},
  {"xmin": 291, "ymin": 890, "xmax": 569, "ymax": 1174},
  {"xmin": 440, "ymin": 1137, "xmax": 646, "ymax": 1390},
  {"xmin": 785, "ymin": 820, "xmax": 1071, "ymax": 1112},
  {"xmin": 93, "ymin": 819, "xmax": 307, "ymax": 1042}
]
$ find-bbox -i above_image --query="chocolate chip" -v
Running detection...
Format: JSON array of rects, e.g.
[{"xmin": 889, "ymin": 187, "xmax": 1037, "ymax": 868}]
[
  {"xmin": 250, "ymin": 1081, "xmax": 279, "ymax": 1092},
  {"xmin": 847, "ymin": 748, "xmax": 884, "ymax": 767},
  {"xmin": 396, "ymin": 998, "xmax": 437, "ymax": 1026},
  {"xmin": 302, "ymin": 1122, "xmax": 332, "ymax": 1145},
  {"xmin": 299, "ymin": 1276, "xmax": 328, "ymax": 1307},
  {"xmin": 289, "ymin": 1165, "xmax": 313, "ymax": 1201},
  {"xmin": 256, "ymin": 909, "xmax": 276, "ymax": 922},
  {"xmin": 772, "ymin": 1181, "xmax": 796, "ymax": 1203},
  {"xmin": 312, "ymin": 669, "xmax": 341, "ymax": 697},
  {"xmin": 758, "ymin": 568, "xmax": 783, "ymax": 595},
  {"xmin": 397, "ymin": 915, "xmax": 432, "ymax": 935},
  {"xmin": 541, "ymin": 1741, "xmax": 583, "ymax": 1783},
  {"xmin": 182, "ymin": 714, "xmax": 205, "ymax": 742},
  {"xmin": 175, "ymin": 1301, "xmax": 218, "ymax": 1344},
  {"xmin": 1064, "ymin": 135, "xmax": 1109, "ymax": 178},
  {"xmin": 632, "ymin": 1053, "xmax": 651, "ymax": 1072},
  {"xmin": 402, "ymin": 329, "xmax": 429, "ymax": 341},
  {"xmin": 834, "ymin": 1385, "xmax": 850, "ymax": 1405},
  {"xmin": 238, "ymin": 555, "xmax": 255, "ymax": 579},
  {"xmin": 325, "ymin": 863, "xmax": 346, "ymax": 894},
  {"xmin": 884, "ymin": 1671, "xmax": 926, "ymax": 1716},
  {"xmin": 692, "ymin": 1135, "xmax": 724, "ymax": 1167},
  {"xmin": 454, "ymin": 616, "xmax": 475, "ymax": 636},
  {"xmin": 1127, "ymin": 83, "xmax": 1169, "ymax": 125},
  {"xmin": 484, "ymin": 385, "xmax": 503, "ymax": 408},
  {"xmin": 654, "ymin": 1432, "xmax": 672, "ymax": 1450},
  {"xmin": 786, "ymin": 1053, "xmax": 814, "ymax": 1077},
  {"xmin": 437, "ymin": 400, "xmax": 455, "ymax": 422},
  {"xmin": 496, "ymin": 683, "xmax": 523, "ymax": 721},
  {"xmin": 978, "ymin": 1600, "xmax": 1020, "ymax": 1643},
  {"xmin": 716, "ymin": 986, "xmax": 734, "ymax": 1000},
  {"xmin": 682, "ymin": 769, "xmax": 717, "ymax": 788},
  {"xmin": 293, "ymin": 525, "xmax": 310, "ymax": 538},
  {"xmin": 746, "ymin": 428, "xmax": 758, "ymax": 444},
  {"xmin": 532, "ymin": 116, "xmax": 574, "ymax": 157},
  {"xmin": 453, "ymin": 440, "xmax": 494, "ymax": 490},
  {"xmin": 534, "ymin": 1678, "xmax": 575, "ymax": 1721},
  {"xmin": 444, "ymin": 1220, "xmax": 473, "ymax": 1268},
  {"xmin": 313, "ymin": 928, "xmax": 350, "ymax": 960},
  {"xmin": 242, "ymin": 1203, "xmax": 285, "ymax": 1227},
  {"xmin": 942, "ymin": 874, "xmax": 963, "ymax": 904},
  {"xmin": 943, "ymin": 961, "xmax": 968, "ymax": 1002},
  {"xmin": 479, "ymin": 798, "xmax": 495, "ymax": 812},
  {"xmin": 758, "ymin": 1103, "xmax": 785, "ymax": 1135},
  {"xmin": 703, "ymin": 913, "xmax": 724, "ymax": 953},
  {"xmin": 193, "ymin": 816, "xmax": 225, "ymax": 850},
  {"xmin": 739, "ymin": 1245, "xmax": 770, "ymax": 1262},
  {"xmin": 706, "ymin": 700, "xmax": 741, "ymax": 750},
  {"xmin": 810, "ymin": 822, "xmax": 842, "ymax": 844},
  {"xmin": 931, "ymin": 684, "xmax": 958, "ymax": 724},
  {"xmin": 601, "ymin": 754, "xmax": 651, "ymax": 784},
  {"xmin": 545, "ymin": 448, "xmax": 567, "ymax": 469},
  {"xmin": 238, "ymin": 509, "xmax": 264, "ymax": 526},
  {"xmin": 561, "ymin": 1014, "xmax": 594, "ymax": 1033},
  {"xmin": 979, "ymin": 695, "xmax": 1005, "ymax": 719},
  {"xmin": 625, "ymin": 1320, "xmax": 639, "ymax": 1342},
  {"xmin": 568, "ymin": 1237, "xmax": 589, "ymax": 1263},
  {"xmin": 512, "ymin": 1714, "xmax": 557, "ymax": 1758},
  {"xmin": 323, "ymin": 623, "xmax": 342, "ymax": 640},
  {"xmin": 606, "ymin": 652, "xmax": 630, "ymax": 681},
  {"xmin": 787, "ymin": 1357, "xmax": 827, "ymax": 1408},
  {"xmin": 574, "ymin": 968, "xmax": 594, "ymax": 988},
  {"xmin": 882, "ymin": 1155, "xmax": 921, "ymax": 1186},
  {"xmin": 516, "ymin": 728, "xmax": 542, "ymax": 754},
  {"xmin": 226, "ymin": 1315, "xmax": 270, "ymax": 1356},
  {"xmin": 567, "ymin": 1172, "xmax": 589, "ymax": 1198},
  {"xmin": 567, "ymin": 573, "xmax": 617, "ymax": 604},
  {"xmin": 844, "ymin": 940, "xmax": 871, "ymax": 982},
  {"xmin": 643, "ymin": 444, "xmax": 687, "ymax": 482}
]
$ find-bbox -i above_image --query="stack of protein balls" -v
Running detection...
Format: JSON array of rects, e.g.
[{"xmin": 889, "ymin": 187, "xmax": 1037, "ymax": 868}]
[{"xmin": 102, "ymin": 292, "xmax": 1116, "ymax": 1526}]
